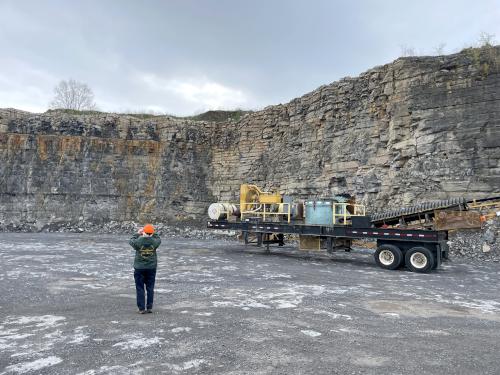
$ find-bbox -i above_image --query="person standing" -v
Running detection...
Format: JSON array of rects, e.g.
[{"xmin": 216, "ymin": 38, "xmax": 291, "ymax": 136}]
[{"xmin": 129, "ymin": 224, "xmax": 161, "ymax": 314}]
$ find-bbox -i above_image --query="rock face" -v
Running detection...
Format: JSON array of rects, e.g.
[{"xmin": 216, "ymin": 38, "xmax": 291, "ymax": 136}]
[
  {"xmin": 0, "ymin": 110, "xmax": 217, "ymax": 230},
  {"xmin": 209, "ymin": 46, "xmax": 500, "ymax": 209},
  {"xmin": 1, "ymin": 46, "xmax": 499, "ymax": 234}
]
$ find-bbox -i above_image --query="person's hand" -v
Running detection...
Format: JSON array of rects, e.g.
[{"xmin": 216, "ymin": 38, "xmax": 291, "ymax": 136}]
[{"xmin": 137, "ymin": 227, "xmax": 144, "ymax": 235}]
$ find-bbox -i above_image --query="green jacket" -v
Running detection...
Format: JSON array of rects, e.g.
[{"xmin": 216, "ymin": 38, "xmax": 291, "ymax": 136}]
[{"xmin": 129, "ymin": 233, "xmax": 162, "ymax": 269}]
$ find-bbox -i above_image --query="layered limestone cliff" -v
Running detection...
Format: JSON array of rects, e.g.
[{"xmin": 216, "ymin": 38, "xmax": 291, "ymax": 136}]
[
  {"xmin": 0, "ymin": 110, "xmax": 216, "ymax": 229},
  {"xmin": 209, "ymin": 46, "xmax": 500, "ymax": 209},
  {"xmin": 0, "ymin": 46, "xmax": 499, "ymax": 230}
]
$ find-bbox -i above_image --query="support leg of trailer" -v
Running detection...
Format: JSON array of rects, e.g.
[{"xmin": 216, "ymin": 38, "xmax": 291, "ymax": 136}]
[
  {"xmin": 326, "ymin": 237, "xmax": 334, "ymax": 254},
  {"xmin": 278, "ymin": 233, "xmax": 285, "ymax": 247},
  {"xmin": 257, "ymin": 233, "xmax": 263, "ymax": 247}
]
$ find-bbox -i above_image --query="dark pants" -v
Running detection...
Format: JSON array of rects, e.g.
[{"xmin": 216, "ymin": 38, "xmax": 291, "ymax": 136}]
[{"xmin": 134, "ymin": 268, "xmax": 156, "ymax": 310}]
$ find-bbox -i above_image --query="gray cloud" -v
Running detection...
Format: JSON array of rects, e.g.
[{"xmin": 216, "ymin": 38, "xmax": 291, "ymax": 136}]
[{"xmin": 1, "ymin": 0, "xmax": 499, "ymax": 115}]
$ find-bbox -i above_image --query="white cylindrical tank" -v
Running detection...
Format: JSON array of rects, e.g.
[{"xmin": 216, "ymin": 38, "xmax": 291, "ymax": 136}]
[{"xmin": 208, "ymin": 203, "xmax": 238, "ymax": 220}]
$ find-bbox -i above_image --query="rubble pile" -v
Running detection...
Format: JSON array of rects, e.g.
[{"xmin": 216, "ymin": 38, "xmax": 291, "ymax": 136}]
[
  {"xmin": 448, "ymin": 217, "xmax": 500, "ymax": 261},
  {"xmin": 0, "ymin": 220, "xmax": 238, "ymax": 240}
]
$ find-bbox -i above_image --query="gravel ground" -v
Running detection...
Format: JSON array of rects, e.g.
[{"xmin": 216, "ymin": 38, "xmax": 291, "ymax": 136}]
[{"xmin": 1, "ymin": 233, "xmax": 500, "ymax": 375}]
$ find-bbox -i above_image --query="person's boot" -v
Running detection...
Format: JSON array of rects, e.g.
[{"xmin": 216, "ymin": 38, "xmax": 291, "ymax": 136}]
[
  {"xmin": 138, "ymin": 309, "xmax": 146, "ymax": 314},
  {"xmin": 146, "ymin": 309, "xmax": 153, "ymax": 313}
]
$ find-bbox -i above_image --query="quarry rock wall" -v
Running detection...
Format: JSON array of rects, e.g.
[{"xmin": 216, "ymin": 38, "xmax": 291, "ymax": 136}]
[
  {"xmin": 209, "ymin": 46, "xmax": 500, "ymax": 210},
  {"xmin": 0, "ymin": 46, "xmax": 499, "ymax": 231},
  {"xmin": 0, "ymin": 110, "xmax": 216, "ymax": 229}
]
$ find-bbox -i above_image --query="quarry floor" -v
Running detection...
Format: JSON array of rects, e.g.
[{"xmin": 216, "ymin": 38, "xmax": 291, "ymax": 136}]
[{"xmin": 1, "ymin": 234, "xmax": 500, "ymax": 375}]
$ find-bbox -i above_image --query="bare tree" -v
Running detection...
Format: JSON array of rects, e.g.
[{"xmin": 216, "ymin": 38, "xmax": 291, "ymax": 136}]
[
  {"xmin": 399, "ymin": 44, "xmax": 416, "ymax": 57},
  {"xmin": 50, "ymin": 79, "xmax": 97, "ymax": 111},
  {"xmin": 432, "ymin": 43, "xmax": 446, "ymax": 55},
  {"xmin": 477, "ymin": 31, "xmax": 496, "ymax": 47}
]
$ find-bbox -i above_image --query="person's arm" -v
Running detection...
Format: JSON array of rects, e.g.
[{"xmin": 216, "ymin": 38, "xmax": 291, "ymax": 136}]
[
  {"xmin": 129, "ymin": 233, "xmax": 141, "ymax": 250},
  {"xmin": 152, "ymin": 234, "xmax": 161, "ymax": 249}
]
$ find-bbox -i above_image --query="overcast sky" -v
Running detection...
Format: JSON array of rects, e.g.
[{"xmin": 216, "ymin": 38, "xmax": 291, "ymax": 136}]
[{"xmin": 0, "ymin": 0, "xmax": 499, "ymax": 116}]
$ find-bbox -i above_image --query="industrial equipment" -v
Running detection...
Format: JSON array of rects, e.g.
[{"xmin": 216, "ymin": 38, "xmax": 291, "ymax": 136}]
[
  {"xmin": 371, "ymin": 196, "xmax": 500, "ymax": 230},
  {"xmin": 207, "ymin": 184, "xmax": 450, "ymax": 273}
]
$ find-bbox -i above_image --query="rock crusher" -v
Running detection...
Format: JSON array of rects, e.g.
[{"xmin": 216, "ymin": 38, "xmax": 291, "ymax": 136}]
[{"xmin": 207, "ymin": 184, "xmax": 449, "ymax": 273}]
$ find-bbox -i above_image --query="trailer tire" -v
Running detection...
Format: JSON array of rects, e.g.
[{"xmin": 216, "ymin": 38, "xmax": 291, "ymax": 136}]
[
  {"xmin": 406, "ymin": 247, "xmax": 434, "ymax": 273},
  {"xmin": 374, "ymin": 244, "xmax": 403, "ymax": 270}
]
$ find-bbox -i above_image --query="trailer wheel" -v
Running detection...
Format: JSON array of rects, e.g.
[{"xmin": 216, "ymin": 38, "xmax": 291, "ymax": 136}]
[
  {"xmin": 374, "ymin": 244, "xmax": 403, "ymax": 270},
  {"xmin": 405, "ymin": 247, "xmax": 434, "ymax": 273}
]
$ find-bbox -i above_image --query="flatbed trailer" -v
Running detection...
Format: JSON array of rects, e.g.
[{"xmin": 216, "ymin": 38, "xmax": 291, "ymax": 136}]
[{"xmin": 207, "ymin": 219, "xmax": 449, "ymax": 273}]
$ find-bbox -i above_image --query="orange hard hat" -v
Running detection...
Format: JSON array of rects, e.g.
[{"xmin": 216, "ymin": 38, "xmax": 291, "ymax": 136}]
[{"xmin": 143, "ymin": 224, "xmax": 155, "ymax": 234}]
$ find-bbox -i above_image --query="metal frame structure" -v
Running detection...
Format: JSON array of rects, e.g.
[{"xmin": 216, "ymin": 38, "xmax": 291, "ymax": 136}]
[
  {"xmin": 207, "ymin": 219, "xmax": 449, "ymax": 273},
  {"xmin": 214, "ymin": 201, "xmax": 366, "ymax": 226},
  {"xmin": 240, "ymin": 202, "xmax": 292, "ymax": 223},
  {"xmin": 331, "ymin": 203, "xmax": 366, "ymax": 224}
]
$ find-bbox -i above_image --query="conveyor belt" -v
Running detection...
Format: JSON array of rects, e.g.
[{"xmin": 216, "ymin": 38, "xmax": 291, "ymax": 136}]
[{"xmin": 371, "ymin": 197, "xmax": 468, "ymax": 225}]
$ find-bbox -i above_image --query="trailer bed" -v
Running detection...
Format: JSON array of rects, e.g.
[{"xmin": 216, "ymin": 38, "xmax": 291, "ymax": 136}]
[{"xmin": 207, "ymin": 219, "xmax": 449, "ymax": 273}]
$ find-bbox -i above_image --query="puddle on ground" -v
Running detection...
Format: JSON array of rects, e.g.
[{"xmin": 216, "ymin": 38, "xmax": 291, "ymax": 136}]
[{"xmin": 365, "ymin": 300, "xmax": 500, "ymax": 322}]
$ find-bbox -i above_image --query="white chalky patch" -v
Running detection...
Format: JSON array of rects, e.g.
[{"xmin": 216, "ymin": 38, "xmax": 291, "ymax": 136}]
[
  {"xmin": 0, "ymin": 315, "xmax": 69, "ymax": 357},
  {"xmin": 113, "ymin": 336, "xmax": 162, "ymax": 350},
  {"xmin": 69, "ymin": 326, "xmax": 89, "ymax": 344},
  {"xmin": 212, "ymin": 300, "xmax": 271, "ymax": 309},
  {"xmin": 301, "ymin": 330, "xmax": 321, "ymax": 337},
  {"xmin": 275, "ymin": 301, "xmax": 296, "ymax": 309},
  {"xmin": 310, "ymin": 309, "xmax": 352, "ymax": 320},
  {"xmin": 436, "ymin": 296, "xmax": 500, "ymax": 314},
  {"xmin": 220, "ymin": 265, "xmax": 239, "ymax": 271},
  {"xmin": 336, "ymin": 327, "xmax": 362, "ymax": 334},
  {"xmin": 201, "ymin": 286, "xmax": 216, "ymax": 292},
  {"xmin": 4, "ymin": 356, "xmax": 62, "ymax": 373},
  {"xmin": 10, "ymin": 351, "xmax": 34, "ymax": 358},
  {"xmin": 44, "ymin": 329, "xmax": 63, "ymax": 339},
  {"xmin": 7, "ymin": 315, "xmax": 66, "ymax": 330},
  {"xmin": 195, "ymin": 312, "xmax": 213, "ymax": 316},
  {"xmin": 82, "ymin": 284, "xmax": 107, "ymax": 289},
  {"xmin": 171, "ymin": 327, "xmax": 192, "ymax": 333},
  {"xmin": 383, "ymin": 313, "xmax": 400, "ymax": 318},
  {"xmin": 258, "ymin": 273, "xmax": 292, "ymax": 280},
  {"xmin": 0, "ymin": 333, "xmax": 34, "ymax": 351},
  {"xmin": 70, "ymin": 277, "xmax": 95, "ymax": 281},
  {"xmin": 155, "ymin": 288, "xmax": 173, "ymax": 293},
  {"xmin": 6, "ymin": 270, "xmax": 22, "ymax": 279},
  {"xmin": 76, "ymin": 363, "xmax": 143, "ymax": 375},
  {"xmin": 352, "ymin": 355, "xmax": 390, "ymax": 367},
  {"xmin": 212, "ymin": 284, "xmax": 327, "ymax": 310},
  {"xmin": 422, "ymin": 329, "xmax": 451, "ymax": 336},
  {"xmin": 167, "ymin": 359, "xmax": 207, "ymax": 371},
  {"xmin": 329, "ymin": 288, "xmax": 350, "ymax": 295}
]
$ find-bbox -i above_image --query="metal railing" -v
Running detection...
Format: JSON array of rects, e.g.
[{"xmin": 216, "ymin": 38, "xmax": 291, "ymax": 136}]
[
  {"xmin": 332, "ymin": 203, "xmax": 366, "ymax": 225},
  {"xmin": 213, "ymin": 201, "xmax": 365, "ymax": 226},
  {"xmin": 215, "ymin": 202, "xmax": 292, "ymax": 223},
  {"xmin": 241, "ymin": 202, "xmax": 292, "ymax": 223}
]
